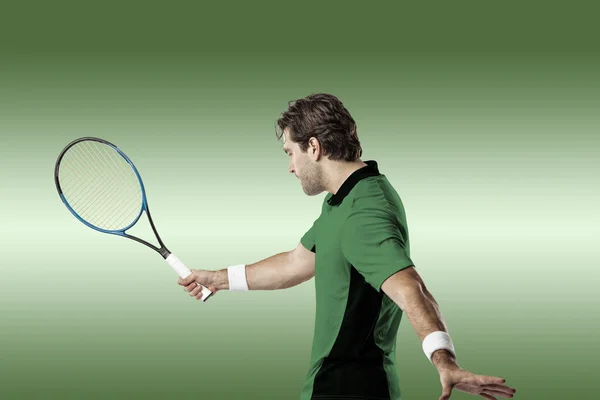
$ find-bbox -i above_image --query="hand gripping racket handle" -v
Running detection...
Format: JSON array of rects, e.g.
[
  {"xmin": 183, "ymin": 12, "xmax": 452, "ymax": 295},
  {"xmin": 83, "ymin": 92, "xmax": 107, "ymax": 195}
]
[{"xmin": 166, "ymin": 253, "xmax": 212, "ymax": 302}]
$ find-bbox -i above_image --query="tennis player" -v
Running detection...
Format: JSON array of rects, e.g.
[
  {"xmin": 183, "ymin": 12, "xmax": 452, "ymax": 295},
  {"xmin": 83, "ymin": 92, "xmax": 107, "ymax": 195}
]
[{"xmin": 179, "ymin": 93, "xmax": 517, "ymax": 400}]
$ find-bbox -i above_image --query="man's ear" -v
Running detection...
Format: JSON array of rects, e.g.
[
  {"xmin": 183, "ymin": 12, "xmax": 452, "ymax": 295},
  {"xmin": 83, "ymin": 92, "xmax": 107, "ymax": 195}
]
[{"xmin": 308, "ymin": 137, "xmax": 321, "ymax": 159}]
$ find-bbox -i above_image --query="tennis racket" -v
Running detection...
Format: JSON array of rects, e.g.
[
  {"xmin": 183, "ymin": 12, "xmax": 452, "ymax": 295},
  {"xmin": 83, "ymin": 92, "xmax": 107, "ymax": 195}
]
[{"xmin": 54, "ymin": 137, "xmax": 212, "ymax": 302}]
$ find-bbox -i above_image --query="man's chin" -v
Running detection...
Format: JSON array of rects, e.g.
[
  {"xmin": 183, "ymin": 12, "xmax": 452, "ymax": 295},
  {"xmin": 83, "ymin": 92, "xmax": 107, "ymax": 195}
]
[{"xmin": 302, "ymin": 186, "xmax": 323, "ymax": 196}]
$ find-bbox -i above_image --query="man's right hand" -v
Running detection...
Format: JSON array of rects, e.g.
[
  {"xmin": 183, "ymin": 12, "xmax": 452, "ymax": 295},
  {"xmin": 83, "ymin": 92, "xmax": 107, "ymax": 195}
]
[{"xmin": 178, "ymin": 269, "xmax": 222, "ymax": 300}]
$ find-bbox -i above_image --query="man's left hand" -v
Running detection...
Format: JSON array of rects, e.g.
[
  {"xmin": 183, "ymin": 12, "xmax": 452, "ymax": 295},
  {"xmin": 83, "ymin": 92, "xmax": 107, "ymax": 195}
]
[{"xmin": 438, "ymin": 363, "xmax": 516, "ymax": 400}]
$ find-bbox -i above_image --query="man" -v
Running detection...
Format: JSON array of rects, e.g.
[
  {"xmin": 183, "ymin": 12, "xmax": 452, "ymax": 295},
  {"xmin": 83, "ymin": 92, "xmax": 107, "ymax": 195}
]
[{"xmin": 179, "ymin": 93, "xmax": 517, "ymax": 400}]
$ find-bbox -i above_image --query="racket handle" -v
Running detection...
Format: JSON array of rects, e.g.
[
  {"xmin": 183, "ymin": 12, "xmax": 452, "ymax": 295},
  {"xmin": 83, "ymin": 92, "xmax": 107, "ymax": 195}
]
[{"xmin": 166, "ymin": 253, "xmax": 212, "ymax": 302}]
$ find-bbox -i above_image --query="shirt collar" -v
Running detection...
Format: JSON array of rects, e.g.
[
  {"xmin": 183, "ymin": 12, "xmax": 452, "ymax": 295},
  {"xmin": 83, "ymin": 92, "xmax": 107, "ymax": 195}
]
[{"xmin": 327, "ymin": 160, "xmax": 380, "ymax": 206}]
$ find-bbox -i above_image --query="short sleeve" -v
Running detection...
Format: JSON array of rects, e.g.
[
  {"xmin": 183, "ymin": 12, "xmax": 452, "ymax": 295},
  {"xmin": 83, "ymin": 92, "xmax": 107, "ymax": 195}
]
[
  {"xmin": 300, "ymin": 222, "xmax": 316, "ymax": 253},
  {"xmin": 340, "ymin": 208, "xmax": 414, "ymax": 292}
]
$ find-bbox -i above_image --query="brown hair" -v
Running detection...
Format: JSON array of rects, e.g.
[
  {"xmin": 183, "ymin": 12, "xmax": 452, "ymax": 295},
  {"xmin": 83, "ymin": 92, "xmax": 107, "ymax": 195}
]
[{"xmin": 275, "ymin": 93, "xmax": 362, "ymax": 161}]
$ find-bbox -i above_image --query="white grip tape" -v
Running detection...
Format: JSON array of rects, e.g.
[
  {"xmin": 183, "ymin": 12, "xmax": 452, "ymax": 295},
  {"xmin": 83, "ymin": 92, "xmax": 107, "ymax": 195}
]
[
  {"xmin": 166, "ymin": 253, "xmax": 212, "ymax": 302},
  {"xmin": 422, "ymin": 331, "xmax": 456, "ymax": 363}
]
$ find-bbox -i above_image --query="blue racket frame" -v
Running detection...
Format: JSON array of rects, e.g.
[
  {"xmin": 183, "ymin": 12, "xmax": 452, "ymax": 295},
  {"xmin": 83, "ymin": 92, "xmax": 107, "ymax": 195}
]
[{"xmin": 54, "ymin": 137, "xmax": 171, "ymax": 258}]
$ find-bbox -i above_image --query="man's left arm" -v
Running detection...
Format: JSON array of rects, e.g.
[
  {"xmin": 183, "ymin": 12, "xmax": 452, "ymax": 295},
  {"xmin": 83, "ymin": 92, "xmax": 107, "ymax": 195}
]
[
  {"xmin": 381, "ymin": 266, "xmax": 517, "ymax": 400},
  {"xmin": 381, "ymin": 266, "xmax": 457, "ymax": 369}
]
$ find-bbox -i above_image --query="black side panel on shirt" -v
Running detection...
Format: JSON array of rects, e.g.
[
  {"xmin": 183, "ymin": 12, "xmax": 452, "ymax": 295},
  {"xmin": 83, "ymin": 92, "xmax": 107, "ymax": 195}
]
[{"xmin": 311, "ymin": 266, "xmax": 390, "ymax": 399}]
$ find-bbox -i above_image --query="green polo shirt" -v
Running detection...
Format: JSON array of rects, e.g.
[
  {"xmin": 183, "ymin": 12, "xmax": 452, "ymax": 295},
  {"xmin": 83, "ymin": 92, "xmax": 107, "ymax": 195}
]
[{"xmin": 299, "ymin": 160, "xmax": 414, "ymax": 400}]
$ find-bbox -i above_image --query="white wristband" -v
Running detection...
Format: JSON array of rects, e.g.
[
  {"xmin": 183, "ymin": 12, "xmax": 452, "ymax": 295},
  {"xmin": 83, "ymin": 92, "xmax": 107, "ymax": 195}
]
[
  {"xmin": 422, "ymin": 331, "xmax": 456, "ymax": 364},
  {"xmin": 227, "ymin": 264, "xmax": 249, "ymax": 292}
]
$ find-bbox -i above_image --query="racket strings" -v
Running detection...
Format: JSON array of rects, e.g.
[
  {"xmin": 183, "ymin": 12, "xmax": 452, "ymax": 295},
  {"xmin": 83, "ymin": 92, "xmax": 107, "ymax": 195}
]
[
  {"xmin": 61, "ymin": 146, "xmax": 135, "ymax": 228},
  {"xmin": 80, "ymin": 141, "xmax": 143, "ymax": 228},
  {"xmin": 78, "ymin": 143, "xmax": 140, "ymax": 226},
  {"xmin": 64, "ymin": 147, "xmax": 127, "ymax": 215},
  {"xmin": 58, "ymin": 140, "xmax": 143, "ymax": 231},
  {"xmin": 64, "ymin": 142, "xmax": 141, "ymax": 229},
  {"xmin": 63, "ymin": 146, "xmax": 125, "ymax": 217}
]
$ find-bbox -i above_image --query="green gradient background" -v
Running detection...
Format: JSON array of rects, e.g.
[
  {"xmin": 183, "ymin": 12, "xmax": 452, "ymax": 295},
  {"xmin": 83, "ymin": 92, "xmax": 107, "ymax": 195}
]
[{"xmin": 1, "ymin": 2, "xmax": 598, "ymax": 399}]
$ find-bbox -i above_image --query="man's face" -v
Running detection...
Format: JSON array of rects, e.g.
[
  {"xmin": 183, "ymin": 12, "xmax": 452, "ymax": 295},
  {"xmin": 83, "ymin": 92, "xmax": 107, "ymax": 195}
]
[{"xmin": 282, "ymin": 129, "xmax": 324, "ymax": 196}]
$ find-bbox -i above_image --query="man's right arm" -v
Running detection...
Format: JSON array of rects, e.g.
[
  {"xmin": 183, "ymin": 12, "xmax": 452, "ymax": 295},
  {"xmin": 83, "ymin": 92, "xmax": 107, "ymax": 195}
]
[
  {"xmin": 245, "ymin": 242, "xmax": 316, "ymax": 290},
  {"xmin": 180, "ymin": 242, "xmax": 315, "ymax": 296}
]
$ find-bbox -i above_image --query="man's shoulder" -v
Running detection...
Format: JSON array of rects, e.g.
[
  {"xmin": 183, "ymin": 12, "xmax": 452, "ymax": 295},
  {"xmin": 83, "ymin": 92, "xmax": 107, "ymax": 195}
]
[
  {"xmin": 352, "ymin": 174, "xmax": 396, "ymax": 201},
  {"xmin": 349, "ymin": 175, "xmax": 406, "ymax": 217}
]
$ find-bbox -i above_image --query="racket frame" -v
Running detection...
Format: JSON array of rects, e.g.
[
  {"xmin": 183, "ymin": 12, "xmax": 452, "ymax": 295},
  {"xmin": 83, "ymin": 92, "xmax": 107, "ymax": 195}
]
[{"xmin": 54, "ymin": 137, "xmax": 174, "ymax": 257}]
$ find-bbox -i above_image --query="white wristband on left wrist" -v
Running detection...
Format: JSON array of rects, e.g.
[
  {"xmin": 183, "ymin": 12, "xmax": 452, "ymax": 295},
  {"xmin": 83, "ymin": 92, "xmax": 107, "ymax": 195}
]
[{"xmin": 422, "ymin": 331, "xmax": 456, "ymax": 364}]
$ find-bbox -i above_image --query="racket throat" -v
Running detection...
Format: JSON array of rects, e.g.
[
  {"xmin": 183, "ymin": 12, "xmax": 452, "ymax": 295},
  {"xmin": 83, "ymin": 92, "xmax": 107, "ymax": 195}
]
[{"xmin": 159, "ymin": 247, "xmax": 171, "ymax": 259}]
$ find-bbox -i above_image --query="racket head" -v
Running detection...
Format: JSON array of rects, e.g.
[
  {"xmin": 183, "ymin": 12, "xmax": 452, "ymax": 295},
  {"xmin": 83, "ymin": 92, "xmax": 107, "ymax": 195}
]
[{"xmin": 54, "ymin": 137, "xmax": 148, "ymax": 234}]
